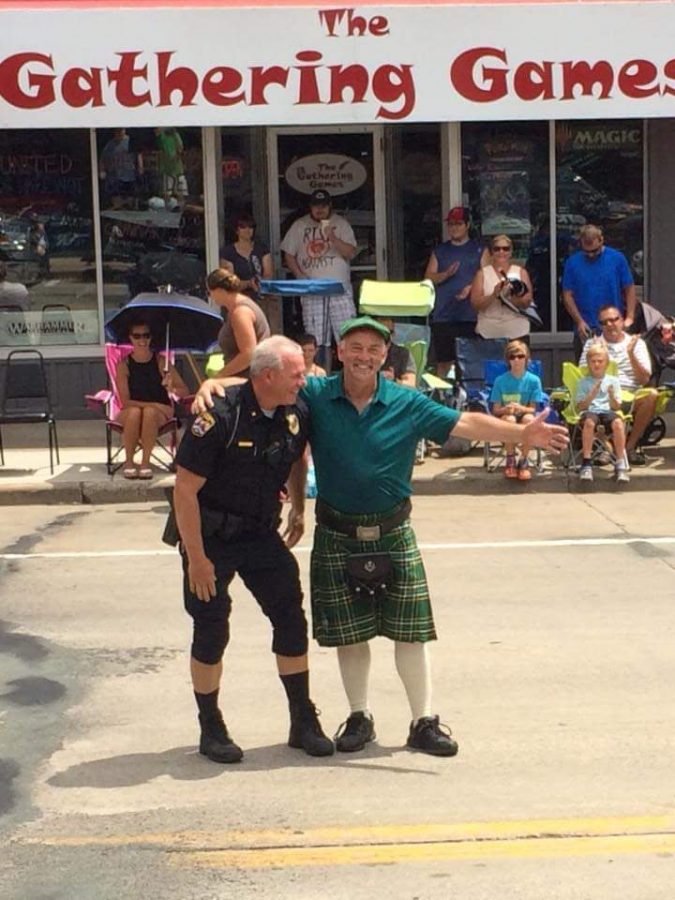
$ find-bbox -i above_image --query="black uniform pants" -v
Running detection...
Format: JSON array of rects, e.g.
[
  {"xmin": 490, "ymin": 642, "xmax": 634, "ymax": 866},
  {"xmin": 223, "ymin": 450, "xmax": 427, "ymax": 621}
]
[{"xmin": 182, "ymin": 529, "xmax": 308, "ymax": 665}]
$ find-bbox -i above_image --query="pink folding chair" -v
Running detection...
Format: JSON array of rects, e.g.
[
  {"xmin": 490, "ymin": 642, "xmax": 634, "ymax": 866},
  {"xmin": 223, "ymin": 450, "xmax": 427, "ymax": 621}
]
[{"xmin": 85, "ymin": 343, "xmax": 180, "ymax": 475}]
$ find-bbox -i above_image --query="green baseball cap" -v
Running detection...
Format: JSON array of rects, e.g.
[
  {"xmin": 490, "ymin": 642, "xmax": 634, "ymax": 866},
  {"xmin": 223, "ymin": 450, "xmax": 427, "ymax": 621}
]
[{"xmin": 339, "ymin": 315, "xmax": 391, "ymax": 342}]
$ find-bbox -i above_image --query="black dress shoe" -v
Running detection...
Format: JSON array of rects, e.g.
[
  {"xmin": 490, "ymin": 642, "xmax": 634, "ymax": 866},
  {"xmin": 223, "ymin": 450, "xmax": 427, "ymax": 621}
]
[
  {"xmin": 334, "ymin": 711, "xmax": 375, "ymax": 752},
  {"xmin": 407, "ymin": 715, "xmax": 458, "ymax": 757},
  {"xmin": 198, "ymin": 712, "xmax": 243, "ymax": 763},
  {"xmin": 288, "ymin": 701, "xmax": 335, "ymax": 757}
]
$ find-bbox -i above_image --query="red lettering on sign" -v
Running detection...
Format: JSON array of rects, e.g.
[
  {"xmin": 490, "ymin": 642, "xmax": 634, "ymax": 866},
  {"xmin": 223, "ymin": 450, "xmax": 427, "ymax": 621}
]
[{"xmin": 0, "ymin": 53, "xmax": 55, "ymax": 108}]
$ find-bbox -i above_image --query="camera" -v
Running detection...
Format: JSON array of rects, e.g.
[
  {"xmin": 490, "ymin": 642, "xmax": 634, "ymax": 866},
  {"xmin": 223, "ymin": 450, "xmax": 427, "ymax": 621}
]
[{"xmin": 499, "ymin": 276, "xmax": 528, "ymax": 301}]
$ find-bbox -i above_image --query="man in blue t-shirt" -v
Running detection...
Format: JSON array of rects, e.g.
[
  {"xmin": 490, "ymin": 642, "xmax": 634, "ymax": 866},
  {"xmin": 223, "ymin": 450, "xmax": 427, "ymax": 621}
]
[
  {"xmin": 562, "ymin": 224, "xmax": 636, "ymax": 358},
  {"xmin": 424, "ymin": 207, "xmax": 485, "ymax": 377}
]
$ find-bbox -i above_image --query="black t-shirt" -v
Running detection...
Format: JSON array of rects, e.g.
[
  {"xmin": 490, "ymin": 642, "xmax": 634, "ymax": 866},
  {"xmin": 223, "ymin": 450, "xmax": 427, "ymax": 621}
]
[
  {"xmin": 219, "ymin": 241, "xmax": 270, "ymax": 299},
  {"xmin": 176, "ymin": 381, "xmax": 308, "ymax": 521}
]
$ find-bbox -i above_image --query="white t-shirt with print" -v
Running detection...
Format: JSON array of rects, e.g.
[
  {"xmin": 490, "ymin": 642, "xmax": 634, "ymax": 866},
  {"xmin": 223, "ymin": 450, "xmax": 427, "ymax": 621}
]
[{"xmin": 280, "ymin": 213, "xmax": 356, "ymax": 298}]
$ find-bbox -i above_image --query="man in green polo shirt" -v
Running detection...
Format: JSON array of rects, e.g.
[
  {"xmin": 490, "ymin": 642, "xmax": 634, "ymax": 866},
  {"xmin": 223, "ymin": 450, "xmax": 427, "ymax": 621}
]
[
  {"xmin": 302, "ymin": 316, "xmax": 567, "ymax": 757},
  {"xmin": 191, "ymin": 318, "xmax": 568, "ymax": 757}
]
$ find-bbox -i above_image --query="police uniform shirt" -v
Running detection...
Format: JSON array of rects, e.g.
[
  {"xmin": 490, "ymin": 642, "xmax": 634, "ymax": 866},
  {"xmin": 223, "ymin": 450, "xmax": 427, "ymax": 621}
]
[{"xmin": 177, "ymin": 381, "xmax": 309, "ymax": 520}]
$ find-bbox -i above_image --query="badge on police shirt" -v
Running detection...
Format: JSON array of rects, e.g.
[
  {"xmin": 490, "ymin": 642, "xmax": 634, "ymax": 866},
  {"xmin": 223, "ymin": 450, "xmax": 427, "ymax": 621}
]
[
  {"xmin": 191, "ymin": 411, "xmax": 215, "ymax": 437},
  {"xmin": 286, "ymin": 413, "xmax": 299, "ymax": 436}
]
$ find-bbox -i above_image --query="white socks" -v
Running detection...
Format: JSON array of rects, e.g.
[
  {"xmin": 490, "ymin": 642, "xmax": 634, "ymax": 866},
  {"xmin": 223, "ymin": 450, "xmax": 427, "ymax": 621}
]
[
  {"xmin": 337, "ymin": 640, "xmax": 432, "ymax": 723},
  {"xmin": 337, "ymin": 642, "xmax": 372, "ymax": 714},
  {"xmin": 395, "ymin": 640, "xmax": 432, "ymax": 723}
]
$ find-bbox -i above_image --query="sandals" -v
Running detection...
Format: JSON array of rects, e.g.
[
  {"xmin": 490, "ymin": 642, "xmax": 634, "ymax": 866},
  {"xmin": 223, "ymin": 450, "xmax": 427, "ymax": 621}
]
[
  {"xmin": 138, "ymin": 467, "xmax": 154, "ymax": 480},
  {"xmin": 123, "ymin": 467, "xmax": 138, "ymax": 480}
]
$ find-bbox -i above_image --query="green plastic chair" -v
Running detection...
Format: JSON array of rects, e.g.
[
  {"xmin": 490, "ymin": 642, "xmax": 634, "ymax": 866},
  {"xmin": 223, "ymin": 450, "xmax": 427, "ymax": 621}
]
[{"xmin": 359, "ymin": 279, "xmax": 436, "ymax": 317}]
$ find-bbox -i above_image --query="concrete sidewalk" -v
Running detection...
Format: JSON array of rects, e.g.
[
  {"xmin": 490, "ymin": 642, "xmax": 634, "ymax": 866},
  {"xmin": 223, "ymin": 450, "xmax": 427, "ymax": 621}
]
[{"xmin": 1, "ymin": 417, "xmax": 675, "ymax": 505}]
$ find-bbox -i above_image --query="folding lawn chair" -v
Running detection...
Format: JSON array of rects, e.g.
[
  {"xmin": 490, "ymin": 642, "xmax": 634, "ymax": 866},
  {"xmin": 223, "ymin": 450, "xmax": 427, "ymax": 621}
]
[
  {"xmin": 358, "ymin": 279, "xmax": 453, "ymax": 461},
  {"xmin": 85, "ymin": 343, "xmax": 181, "ymax": 475},
  {"xmin": 482, "ymin": 358, "xmax": 546, "ymax": 473},
  {"xmin": 555, "ymin": 361, "xmax": 633, "ymax": 473}
]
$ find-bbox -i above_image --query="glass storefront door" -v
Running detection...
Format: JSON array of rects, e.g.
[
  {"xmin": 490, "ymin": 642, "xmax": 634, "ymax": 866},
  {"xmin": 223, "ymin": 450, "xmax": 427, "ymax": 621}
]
[{"xmin": 269, "ymin": 126, "xmax": 385, "ymax": 330}]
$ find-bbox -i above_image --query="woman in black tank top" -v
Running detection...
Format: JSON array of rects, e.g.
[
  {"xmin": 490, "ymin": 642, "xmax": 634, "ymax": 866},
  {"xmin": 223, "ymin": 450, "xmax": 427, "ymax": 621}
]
[{"xmin": 115, "ymin": 320, "xmax": 188, "ymax": 479}]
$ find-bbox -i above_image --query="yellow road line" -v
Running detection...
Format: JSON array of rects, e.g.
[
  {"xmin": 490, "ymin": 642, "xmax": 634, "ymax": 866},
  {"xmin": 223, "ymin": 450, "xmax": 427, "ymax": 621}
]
[
  {"xmin": 175, "ymin": 832, "xmax": 675, "ymax": 869},
  {"xmin": 12, "ymin": 814, "xmax": 675, "ymax": 851}
]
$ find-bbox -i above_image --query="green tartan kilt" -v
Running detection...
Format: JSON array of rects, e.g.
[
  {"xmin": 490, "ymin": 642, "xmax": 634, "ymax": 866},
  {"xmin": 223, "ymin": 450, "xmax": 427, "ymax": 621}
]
[{"xmin": 310, "ymin": 517, "xmax": 437, "ymax": 647}]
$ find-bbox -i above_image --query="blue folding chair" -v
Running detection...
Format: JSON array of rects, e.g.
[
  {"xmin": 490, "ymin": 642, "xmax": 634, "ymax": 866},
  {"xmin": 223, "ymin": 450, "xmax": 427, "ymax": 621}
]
[{"xmin": 482, "ymin": 358, "xmax": 547, "ymax": 472}]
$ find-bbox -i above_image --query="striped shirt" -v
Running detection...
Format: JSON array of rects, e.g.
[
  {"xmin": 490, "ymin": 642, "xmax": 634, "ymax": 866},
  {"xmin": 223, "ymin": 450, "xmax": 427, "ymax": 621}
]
[{"xmin": 579, "ymin": 334, "xmax": 651, "ymax": 391}]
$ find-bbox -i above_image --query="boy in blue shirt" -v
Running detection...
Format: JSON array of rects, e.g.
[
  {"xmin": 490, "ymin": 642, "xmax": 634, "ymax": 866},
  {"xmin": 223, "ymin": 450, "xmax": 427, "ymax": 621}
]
[
  {"xmin": 490, "ymin": 340, "xmax": 543, "ymax": 480},
  {"xmin": 575, "ymin": 342, "xmax": 629, "ymax": 483}
]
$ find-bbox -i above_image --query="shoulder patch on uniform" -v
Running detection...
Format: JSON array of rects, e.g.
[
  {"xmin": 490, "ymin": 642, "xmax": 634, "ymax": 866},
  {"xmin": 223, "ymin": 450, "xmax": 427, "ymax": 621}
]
[
  {"xmin": 191, "ymin": 411, "xmax": 216, "ymax": 437},
  {"xmin": 286, "ymin": 412, "xmax": 300, "ymax": 436}
]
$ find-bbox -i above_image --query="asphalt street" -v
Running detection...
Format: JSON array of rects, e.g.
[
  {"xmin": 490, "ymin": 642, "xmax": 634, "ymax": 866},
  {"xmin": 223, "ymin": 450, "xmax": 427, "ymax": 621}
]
[{"xmin": 1, "ymin": 494, "xmax": 675, "ymax": 899}]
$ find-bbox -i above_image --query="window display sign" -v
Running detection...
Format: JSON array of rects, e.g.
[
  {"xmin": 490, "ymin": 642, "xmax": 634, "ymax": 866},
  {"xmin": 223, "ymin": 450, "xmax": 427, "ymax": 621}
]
[
  {"xmin": 0, "ymin": 309, "xmax": 99, "ymax": 346},
  {"xmin": 284, "ymin": 154, "xmax": 367, "ymax": 196},
  {"xmin": 0, "ymin": 2, "xmax": 672, "ymax": 127}
]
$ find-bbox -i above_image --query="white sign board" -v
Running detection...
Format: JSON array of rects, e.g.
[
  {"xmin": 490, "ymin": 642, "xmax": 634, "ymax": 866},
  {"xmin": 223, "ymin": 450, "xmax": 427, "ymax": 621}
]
[{"xmin": 1, "ymin": 3, "xmax": 675, "ymax": 126}]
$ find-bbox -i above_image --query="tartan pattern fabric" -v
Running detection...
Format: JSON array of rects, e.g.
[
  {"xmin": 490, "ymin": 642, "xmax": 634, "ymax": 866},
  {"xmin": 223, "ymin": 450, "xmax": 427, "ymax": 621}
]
[
  {"xmin": 310, "ymin": 516, "xmax": 437, "ymax": 646},
  {"xmin": 301, "ymin": 291, "xmax": 355, "ymax": 347}
]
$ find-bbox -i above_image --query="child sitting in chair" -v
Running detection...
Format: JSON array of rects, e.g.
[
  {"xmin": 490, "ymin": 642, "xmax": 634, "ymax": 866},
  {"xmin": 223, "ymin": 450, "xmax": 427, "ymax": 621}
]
[
  {"xmin": 490, "ymin": 339, "xmax": 543, "ymax": 480},
  {"xmin": 575, "ymin": 342, "xmax": 629, "ymax": 484}
]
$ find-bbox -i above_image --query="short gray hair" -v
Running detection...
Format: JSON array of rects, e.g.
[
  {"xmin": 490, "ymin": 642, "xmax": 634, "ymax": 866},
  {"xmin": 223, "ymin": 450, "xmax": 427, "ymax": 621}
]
[{"xmin": 250, "ymin": 335, "xmax": 303, "ymax": 377}]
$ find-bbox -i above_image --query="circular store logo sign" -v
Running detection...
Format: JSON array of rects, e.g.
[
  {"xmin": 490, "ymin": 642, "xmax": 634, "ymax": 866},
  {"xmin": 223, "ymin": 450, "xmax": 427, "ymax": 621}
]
[{"xmin": 284, "ymin": 154, "xmax": 367, "ymax": 196}]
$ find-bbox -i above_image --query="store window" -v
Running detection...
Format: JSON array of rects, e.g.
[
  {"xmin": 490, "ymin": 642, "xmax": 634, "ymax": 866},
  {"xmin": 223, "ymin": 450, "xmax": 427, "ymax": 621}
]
[
  {"xmin": 556, "ymin": 120, "xmax": 644, "ymax": 329},
  {"xmin": 398, "ymin": 125, "xmax": 442, "ymax": 279},
  {"xmin": 461, "ymin": 122, "xmax": 551, "ymax": 330},
  {"xmin": 0, "ymin": 129, "xmax": 96, "ymax": 347},
  {"xmin": 220, "ymin": 129, "xmax": 254, "ymax": 236},
  {"xmin": 97, "ymin": 127, "xmax": 206, "ymax": 316}
]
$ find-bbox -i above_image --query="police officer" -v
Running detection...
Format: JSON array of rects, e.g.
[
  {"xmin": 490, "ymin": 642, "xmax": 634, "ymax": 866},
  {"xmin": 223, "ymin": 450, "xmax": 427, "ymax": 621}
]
[{"xmin": 173, "ymin": 335, "xmax": 333, "ymax": 762}]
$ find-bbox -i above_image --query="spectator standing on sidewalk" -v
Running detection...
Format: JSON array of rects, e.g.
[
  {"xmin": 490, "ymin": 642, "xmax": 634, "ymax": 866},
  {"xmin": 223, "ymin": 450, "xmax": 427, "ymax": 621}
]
[
  {"xmin": 281, "ymin": 189, "xmax": 357, "ymax": 369},
  {"xmin": 562, "ymin": 224, "xmax": 636, "ymax": 358},
  {"xmin": 424, "ymin": 206, "xmax": 486, "ymax": 377}
]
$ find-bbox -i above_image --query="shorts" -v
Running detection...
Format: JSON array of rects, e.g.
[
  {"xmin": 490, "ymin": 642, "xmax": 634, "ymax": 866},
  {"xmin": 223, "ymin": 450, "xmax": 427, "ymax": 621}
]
[
  {"xmin": 580, "ymin": 411, "xmax": 621, "ymax": 429},
  {"xmin": 183, "ymin": 529, "xmax": 308, "ymax": 658},
  {"xmin": 310, "ymin": 515, "xmax": 436, "ymax": 647}
]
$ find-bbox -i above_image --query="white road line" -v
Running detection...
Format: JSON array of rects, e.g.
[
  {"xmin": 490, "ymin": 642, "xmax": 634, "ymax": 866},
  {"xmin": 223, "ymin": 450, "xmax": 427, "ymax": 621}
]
[{"xmin": 1, "ymin": 536, "xmax": 674, "ymax": 561}]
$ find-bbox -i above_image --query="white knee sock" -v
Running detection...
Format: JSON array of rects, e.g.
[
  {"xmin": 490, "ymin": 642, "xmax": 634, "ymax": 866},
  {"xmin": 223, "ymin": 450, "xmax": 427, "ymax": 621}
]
[
  {"xmin": 394, "ymin": 641, "xmax": 432, "ymax": 723},
  {"xmin": 337, "ymin": 642, "xmax": 371, "ymax": 715}
]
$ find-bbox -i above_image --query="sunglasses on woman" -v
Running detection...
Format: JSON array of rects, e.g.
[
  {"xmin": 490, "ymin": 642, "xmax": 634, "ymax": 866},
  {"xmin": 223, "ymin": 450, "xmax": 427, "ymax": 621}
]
[
  {"xmin": 492, "ymin": 245, "xmax": 511, "ymax": 252},
  {"xmin": 508, "ymin": 353, "xmax": 526, "ymax": 360},
  {"xmin": 131, "ymin": 331, "xmax": 151, "ymax": 339}
]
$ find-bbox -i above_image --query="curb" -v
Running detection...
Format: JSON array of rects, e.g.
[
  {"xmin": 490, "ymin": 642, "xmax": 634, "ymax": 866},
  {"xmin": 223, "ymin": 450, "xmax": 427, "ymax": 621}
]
[{"xmin": 0, "ymin": 468, "xmax": 671, "ymax": 505}]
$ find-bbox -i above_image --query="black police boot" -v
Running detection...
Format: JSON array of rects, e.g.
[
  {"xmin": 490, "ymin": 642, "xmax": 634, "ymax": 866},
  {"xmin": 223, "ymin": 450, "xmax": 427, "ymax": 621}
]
[
  {"xmin": 288, "ymin": 701, "xmax": 335, "ymax": 757},
  {"xmin": 198, "ymin": 711, "xmax": 243, "ymax": 763}
]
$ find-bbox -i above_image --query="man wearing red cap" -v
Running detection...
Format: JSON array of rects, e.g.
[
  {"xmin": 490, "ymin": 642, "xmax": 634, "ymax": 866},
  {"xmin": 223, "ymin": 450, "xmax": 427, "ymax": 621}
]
[{"xmin": 424, "ymin": 207, "xmax": 486, "ymax": 377}]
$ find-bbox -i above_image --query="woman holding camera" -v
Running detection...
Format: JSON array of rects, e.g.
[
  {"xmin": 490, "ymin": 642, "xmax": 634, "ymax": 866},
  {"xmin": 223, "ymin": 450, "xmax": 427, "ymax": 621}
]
[{"xmin": 470, "ymin": 234, "xmax": 533, "ymax": 342}]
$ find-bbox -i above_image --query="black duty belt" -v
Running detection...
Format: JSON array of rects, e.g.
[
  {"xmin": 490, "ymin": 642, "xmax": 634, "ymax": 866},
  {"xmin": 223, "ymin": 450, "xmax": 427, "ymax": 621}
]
[{"xmin": 315, "ymin": 498, "xmax": 411, "ymax": 541}]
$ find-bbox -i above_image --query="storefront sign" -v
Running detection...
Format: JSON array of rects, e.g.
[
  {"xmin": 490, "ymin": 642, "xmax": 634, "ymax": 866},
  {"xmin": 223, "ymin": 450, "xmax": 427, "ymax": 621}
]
[
  {"xmin": 0, "ymin": 3, "xmax": 674, "ymax": 126},
  {"xmin": 284, "ymin": 154, "xmax": 367, "ymax": 195},
  {"xmin": 0, "ymin": 310, "xmax": 99, "ymax": 346}
]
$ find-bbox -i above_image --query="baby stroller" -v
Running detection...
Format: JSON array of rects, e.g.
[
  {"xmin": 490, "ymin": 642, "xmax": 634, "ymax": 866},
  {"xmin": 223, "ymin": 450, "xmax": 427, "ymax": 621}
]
[{"xmin": 633, "ymin": 301, "xmax": 675, "ymax": 446}]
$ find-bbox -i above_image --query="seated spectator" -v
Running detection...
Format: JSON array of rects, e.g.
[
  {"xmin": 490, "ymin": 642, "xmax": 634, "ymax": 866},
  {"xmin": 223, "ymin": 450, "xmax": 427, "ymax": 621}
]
[
  {"xmin": 115, "ymin": 321, "xmax": 189, "ymax": 480},
  {"xmin": 297, "ymin": 333, "xmax": 327, "ymax": 378},
  {"xmin": 575, "ymin": 342, "xmax": 629, "ymax": 484},
  {"xmin": 490, "ymin": 339, "xmax": 543, "ymax": 481},
  {"xmin": 579, "ymin": 304, "xmax": 656, "ymax": 466},
  {"xmin": 207, "ymin": 269, "xmax": 271, "ymax": 377},
  {"xmin": 0, "ymin": 261, "xmax": 29, "ymax": 310},
  {"xmin": 375, "ymin": 316, "xmax": 417, "ymax": 388}
]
